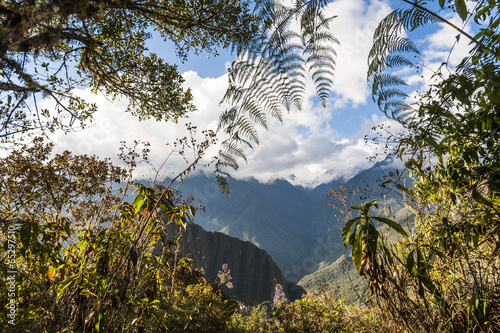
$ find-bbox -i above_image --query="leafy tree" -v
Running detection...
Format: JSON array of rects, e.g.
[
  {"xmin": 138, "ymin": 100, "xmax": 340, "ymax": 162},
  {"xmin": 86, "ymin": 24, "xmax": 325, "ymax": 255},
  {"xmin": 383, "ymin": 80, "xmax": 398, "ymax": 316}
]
[
  {"xmin": 0, "ymin": 134, "xmax": 242, "ymax": 332},
  {"xmin": 0, "ymin": 137, "xmax": 126, "ymax": 228},
  {"xmin": 0, "ymin": 0, "xmax": 257, "ymax": 138}
]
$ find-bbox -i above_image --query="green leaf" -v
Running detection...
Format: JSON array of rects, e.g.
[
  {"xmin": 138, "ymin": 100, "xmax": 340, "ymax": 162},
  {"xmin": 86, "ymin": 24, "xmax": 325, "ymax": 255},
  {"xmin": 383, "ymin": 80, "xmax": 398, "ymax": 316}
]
[
  {"xmin": 133, "ymin": 194, "xmax": 145, "ymax": 214},
  {"xmin": 439, "ymin": 0, "xmax": 445, "ymax": 8},
  {"xmin": 78, "ymin": 238, "xmax": 88, "ymax": 254},
  {"xmin": 128, "ymin": 317, "xmax": 142, "ymax": 329},
  {"xmin": 455, "ymin": 0, "xmax": 468, "ymax": 20},
  {"xmin": 396, "ymin": 183, "xmax": 411, "ymax": 194},
  {"xmin": 57, "ymin": 262, "xmax": 77, "ymax": 270},
  {"xmin": 352, "ymin": 224, "xmax": 364, "ymax": 273},
  {"xmin": 95, "ymin": 301, "xmax": 104, "ymax": 332},
  {"xmin": 405, "ymin": 158, "xmax": 418, "ymax": 170},
  {"xmin": 367, "ymin": 224, "xmax": 380, "ymax": 252},
  {"xmin": 472, "ymin": 190, "xmax": 493, "ymax": 207},
  {"xmin": 188, "ymin": 205, "xmax": 196, "ymax": 217},
  {"xmin": 472, "ymin": 232, "xmax": 480, "ymax": 247},
  {"xmin": 56, "ymin": 273, "xmax": 79, "ymax": 303},
  {"xmin": 372, "ymin": 216, "xmax": 408, "ymax": 237},
  {"xmin": 341, "ymin": 217, "xmax": 360, "ymax": 247},
  {"xmin": 406, "ymin": 251, "xmax": 418, "ymax": 277}
]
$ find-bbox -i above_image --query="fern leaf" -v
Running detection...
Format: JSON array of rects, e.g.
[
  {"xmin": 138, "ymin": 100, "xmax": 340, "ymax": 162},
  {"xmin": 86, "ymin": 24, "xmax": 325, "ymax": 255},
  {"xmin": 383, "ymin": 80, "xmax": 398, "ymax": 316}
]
[{"xmin": 216, "ymin": 0, "xmax": 337, "ymax": 180}]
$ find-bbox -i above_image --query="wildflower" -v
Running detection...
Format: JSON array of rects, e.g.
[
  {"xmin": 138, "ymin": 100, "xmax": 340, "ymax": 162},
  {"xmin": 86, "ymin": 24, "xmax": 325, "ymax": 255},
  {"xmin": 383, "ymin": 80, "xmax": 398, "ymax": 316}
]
[
  {"xmin": 217, "ymin": 263, "xmax": 233, "ymax": 289},
  {"xmin": 273, "ymin": 284, "xmax": 289, "ymax": 305}
]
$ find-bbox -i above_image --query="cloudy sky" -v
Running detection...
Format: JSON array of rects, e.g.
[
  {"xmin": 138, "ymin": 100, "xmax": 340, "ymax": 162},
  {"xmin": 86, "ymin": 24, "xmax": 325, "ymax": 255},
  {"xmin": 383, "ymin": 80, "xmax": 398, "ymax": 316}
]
[{"xmin": 48, "ymin": 0, "xmax": 473, "ymax": 188}]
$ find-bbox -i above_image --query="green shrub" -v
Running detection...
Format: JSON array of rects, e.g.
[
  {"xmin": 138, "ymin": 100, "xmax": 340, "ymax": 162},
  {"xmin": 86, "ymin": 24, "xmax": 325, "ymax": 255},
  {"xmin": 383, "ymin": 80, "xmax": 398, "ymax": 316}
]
[{"xmin": 228, "ymin": 289, "xmax": 380, "ymax": 333}]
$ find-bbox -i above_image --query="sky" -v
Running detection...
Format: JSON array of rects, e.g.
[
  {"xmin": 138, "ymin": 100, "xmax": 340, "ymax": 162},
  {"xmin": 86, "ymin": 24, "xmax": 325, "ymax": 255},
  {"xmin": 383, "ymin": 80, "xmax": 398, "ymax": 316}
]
[{"xmin": 47, "ymin": 0, "xmax": 474, "ymax": 188}]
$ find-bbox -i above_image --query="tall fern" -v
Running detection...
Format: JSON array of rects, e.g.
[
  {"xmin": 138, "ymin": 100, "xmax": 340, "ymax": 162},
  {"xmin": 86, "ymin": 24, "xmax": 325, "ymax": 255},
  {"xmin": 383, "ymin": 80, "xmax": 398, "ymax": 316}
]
[{"xmin": 215, "ymin": 0, "xmax": 338, "ymax": 192}]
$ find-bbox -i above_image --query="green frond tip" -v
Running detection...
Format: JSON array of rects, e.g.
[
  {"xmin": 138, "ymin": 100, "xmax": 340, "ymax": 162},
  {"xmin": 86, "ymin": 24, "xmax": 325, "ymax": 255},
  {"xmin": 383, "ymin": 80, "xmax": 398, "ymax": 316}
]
[
  {"xmin": 215, "ymin": 173, "xmax": 231, "ymax": 197},
  {"xmin": 368, "ymin": 3, "xmax": 440, "ymax": 119}
]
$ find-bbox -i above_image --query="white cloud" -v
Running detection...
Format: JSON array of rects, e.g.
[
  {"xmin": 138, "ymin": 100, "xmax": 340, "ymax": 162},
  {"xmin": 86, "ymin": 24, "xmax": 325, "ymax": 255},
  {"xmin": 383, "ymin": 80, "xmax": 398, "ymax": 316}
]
[
  {"xmin": 325, "ymin": 0, "xmax": 392, "ymax": 108},
  {"xmin": 236, "ymin": 109, "xmax": 403, "ymax": 187},
  {"xmin": 46, "ymin": 71, "xmax": 401, "ymax": 189},
  {"xmin": 49, "ymin": 73, "xmax": 229, "ymax": 182}
]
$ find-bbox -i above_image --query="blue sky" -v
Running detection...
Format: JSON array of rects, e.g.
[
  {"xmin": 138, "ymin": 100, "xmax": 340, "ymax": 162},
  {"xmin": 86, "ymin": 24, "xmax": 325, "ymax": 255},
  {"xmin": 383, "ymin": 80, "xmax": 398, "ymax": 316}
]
[{"xmin": 48, "ymin": 0, "xmax": 475, "ymax": 188}]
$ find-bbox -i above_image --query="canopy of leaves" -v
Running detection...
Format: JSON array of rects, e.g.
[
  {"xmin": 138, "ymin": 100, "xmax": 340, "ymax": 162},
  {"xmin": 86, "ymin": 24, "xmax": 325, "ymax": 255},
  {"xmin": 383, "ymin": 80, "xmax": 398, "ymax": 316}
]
[{"xmin": 0, "ymin": 0, "xmax": 257, "ymax": 139}]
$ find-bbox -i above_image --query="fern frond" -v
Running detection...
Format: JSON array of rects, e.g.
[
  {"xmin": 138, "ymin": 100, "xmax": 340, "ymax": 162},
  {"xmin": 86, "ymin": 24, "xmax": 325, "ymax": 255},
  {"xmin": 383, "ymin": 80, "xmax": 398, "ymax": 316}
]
[
  {"xmin": 216, "ymin": 0, "xmax": 337, "ymax": 180},
  {"xmin": 215, "ymin": 173, "xmax": 231, "ymax": 196},
  {"xmin": 234, "ymin": 115, "xmax": 260, "ymax": 144},
  {"xmin": 372, "ymin": 74, "xmax": 409, "ymax": 91},
  {"xmin": 367, "ymin": 3, "xmax": 437, "ymax": 121},
  {"xmin": 217, "ymin": 151, "xmax": 239, "ymax": 170},
  {"xmin": 385, "ymin": 55, "xmax": 414, "ymax": 68},
  {"xmin": 221, "ymin": 141, "xmax": 248, "ymax": 162}
]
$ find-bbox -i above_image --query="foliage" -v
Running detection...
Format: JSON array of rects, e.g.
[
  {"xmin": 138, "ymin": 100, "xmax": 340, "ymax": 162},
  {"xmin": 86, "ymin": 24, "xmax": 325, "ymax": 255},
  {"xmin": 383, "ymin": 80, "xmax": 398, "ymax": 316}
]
[
  {"xmin": 340, "ymin": 0, "xmax": 500, "ymax": 331},
  {"xmin": 0, "ymin": 0, "xmax": 345, "ymax": 329},
  {"xmin": 341, "ymin": 200, "xmax": 407, "ymax": 276},
  {"xmin": 0, "ymin": 139, "xmax": 239, "ymax": 332},
  {"xmin": 367, "ymin": 0, "xmax": 488, "ymax": 122},
  {"xmin": 228, "ymin": 288, "xmax": 380, "ymax": 333},
  {"xmin": 215, "ymin": 0, "xmax": 338, "ymax": 192},
  {"xmin": 0, "ymin": 0, "xmax": 257, "ymax": 138}
]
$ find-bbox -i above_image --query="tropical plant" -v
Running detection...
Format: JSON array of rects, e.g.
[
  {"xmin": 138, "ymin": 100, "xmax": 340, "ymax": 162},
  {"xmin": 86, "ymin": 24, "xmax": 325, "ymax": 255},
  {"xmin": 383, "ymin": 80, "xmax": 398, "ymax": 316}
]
[
  {"xmin": 339, "ymin": 0, "xmax": 500, "ymax": 331},
  {"xmin": 215, "ymin": 0, "xmax": 338, "ymax": 192},
  {"xmin": 340, "ymin": 200, "xmax": 407, "ymax": 298},
  {"xmin": 0, "ymin": 134, "xmax": 241, "ymax": 332}
]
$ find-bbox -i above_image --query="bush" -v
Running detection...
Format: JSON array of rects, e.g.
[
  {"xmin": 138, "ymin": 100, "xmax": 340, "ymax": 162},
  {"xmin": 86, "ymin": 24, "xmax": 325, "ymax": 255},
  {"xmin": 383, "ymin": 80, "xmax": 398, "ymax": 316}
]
[{"xmin": 228, "ymin": 288, "xmax": 380, "ymax": 333}]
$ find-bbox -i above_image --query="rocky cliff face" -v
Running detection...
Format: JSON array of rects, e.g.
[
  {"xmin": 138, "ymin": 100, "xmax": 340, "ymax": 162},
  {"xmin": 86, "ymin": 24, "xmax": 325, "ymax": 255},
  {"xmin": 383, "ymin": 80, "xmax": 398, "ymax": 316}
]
[{"xmin": 165, "ymin": 223, "xmax": 305, "ymax": 305}]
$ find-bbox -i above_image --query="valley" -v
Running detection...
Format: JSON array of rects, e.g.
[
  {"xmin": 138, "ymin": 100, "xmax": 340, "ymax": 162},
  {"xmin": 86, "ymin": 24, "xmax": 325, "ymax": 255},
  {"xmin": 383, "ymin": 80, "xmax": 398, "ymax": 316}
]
[{"xmin": 163, "ymin": 155, "xmax": 409, "ymax": 303}]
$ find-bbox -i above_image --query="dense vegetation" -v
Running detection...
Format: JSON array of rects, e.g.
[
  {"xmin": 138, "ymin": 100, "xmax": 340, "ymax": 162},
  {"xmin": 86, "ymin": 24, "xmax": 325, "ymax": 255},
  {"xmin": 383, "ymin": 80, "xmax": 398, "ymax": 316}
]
[
  {"xmin": 1, "ymin": 0, "xmax": 500, "ymax": 332},
  {"xmin": 343, "ymin": 0, "xmax": 500, "ymax": 331}
]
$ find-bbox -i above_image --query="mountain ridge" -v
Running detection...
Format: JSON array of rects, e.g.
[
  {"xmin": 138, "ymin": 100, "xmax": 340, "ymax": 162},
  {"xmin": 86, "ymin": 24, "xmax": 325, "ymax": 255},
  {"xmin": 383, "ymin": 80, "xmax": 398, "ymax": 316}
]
[{"xmin": 161, "ymin": 155, "xmax": 408, "ymax": 286}]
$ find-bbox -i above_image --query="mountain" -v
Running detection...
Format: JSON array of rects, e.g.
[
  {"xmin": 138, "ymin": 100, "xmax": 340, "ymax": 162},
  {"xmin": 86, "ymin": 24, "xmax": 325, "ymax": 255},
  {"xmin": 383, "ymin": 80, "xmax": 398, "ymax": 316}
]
[
  {"xmin": 304, "ymin": 156, "xmax": 410, "ymax": 267},
  {"xmin": 297, "ymin": 255, "xmax": 367, "ymax": 305},
  {"xmin": 164, "ymin": 223, "xmax": 305, "ymax": 305},
  {"xmin": 161, "ymin": 155, "xmax": 409, "ymax": 287},
  {"xmin": 171, "ymin": 175, "xmax": 314, "ymax": 280}
]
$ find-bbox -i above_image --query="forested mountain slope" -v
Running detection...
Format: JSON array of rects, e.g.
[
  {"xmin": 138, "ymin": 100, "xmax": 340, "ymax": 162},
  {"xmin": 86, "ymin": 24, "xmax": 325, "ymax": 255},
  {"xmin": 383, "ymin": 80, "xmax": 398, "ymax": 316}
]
[
  {"xmin": 166, "ymin": 156, "xmax": 408, "ymax": 284},
  {"xmin": 162, "ymin": 223, "xmax": 305, "ymax": 305}
]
